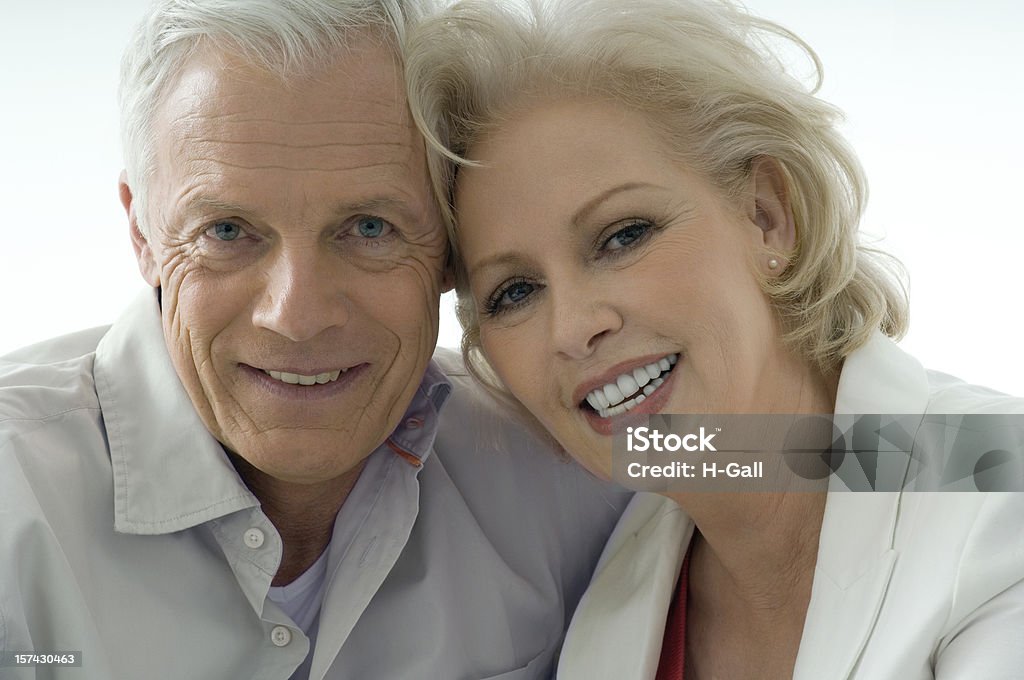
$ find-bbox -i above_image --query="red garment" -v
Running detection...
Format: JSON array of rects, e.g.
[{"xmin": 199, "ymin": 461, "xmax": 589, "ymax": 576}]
[{"xmin": 654, "ymin": 550, "xmax": 691, "ymax": 680}]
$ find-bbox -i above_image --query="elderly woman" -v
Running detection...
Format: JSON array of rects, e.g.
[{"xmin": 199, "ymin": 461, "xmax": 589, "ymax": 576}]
[{"xmin": 405, "ymin": 0, "xmax": 1024, "ymax": 678}]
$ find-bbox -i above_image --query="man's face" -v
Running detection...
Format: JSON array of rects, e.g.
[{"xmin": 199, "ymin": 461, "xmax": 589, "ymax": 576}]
[{"xmin": 125, "ymin": 41, "xmax": 448, "ymax": 484}]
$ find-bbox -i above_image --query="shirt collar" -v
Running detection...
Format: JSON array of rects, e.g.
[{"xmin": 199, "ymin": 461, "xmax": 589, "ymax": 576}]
[
  {"xmin": 828, "ymin": 331, "xmax": 930, "ymax": 495},
  {"xmin": 834, "ymin": 331, "xmax": 930, "ymax": 415},
  {"xmin": 383, "ymin": 360, "xmax": 452, "ymax": 469},
  {"xmin": 95, "ymin": 289, "xmax": 258, "ymax": 535},
  {"xmin": 95, "ymin": 288, "xmax": 453, "ymax": 535}
]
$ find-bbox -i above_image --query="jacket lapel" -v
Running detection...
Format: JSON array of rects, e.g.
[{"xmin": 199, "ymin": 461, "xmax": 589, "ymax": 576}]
[
  {"xmin": 792, "ymin": 332, "xmax": 930, "ymax": 679},
  {"xmin": 557, "ymin": 493, "xmax": 692, "ymax": 680},
  {"xmin": 791, "ymin": 491, "xmax": 900, "ymax": 680}
]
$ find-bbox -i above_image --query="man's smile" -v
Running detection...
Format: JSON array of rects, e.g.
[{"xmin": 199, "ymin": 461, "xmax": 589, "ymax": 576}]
[
  {"xmin": 238, "ymin": 362, "xmax": 371, "ymax": 401},
  {"xmin": 261, "ymin": 368, "xmax": 345, "ymax": 385}
]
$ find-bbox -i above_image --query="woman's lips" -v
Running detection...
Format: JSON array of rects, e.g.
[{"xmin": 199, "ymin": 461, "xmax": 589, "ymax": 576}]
[{"xmin": 582, "ymin": 357, "xmax": 680, "ymax": 436}]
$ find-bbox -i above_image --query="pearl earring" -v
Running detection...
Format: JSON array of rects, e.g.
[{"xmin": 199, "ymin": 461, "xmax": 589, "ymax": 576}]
[{"xmin": 768, "ymin": 258, "xmax": 780, "ymax": 270}]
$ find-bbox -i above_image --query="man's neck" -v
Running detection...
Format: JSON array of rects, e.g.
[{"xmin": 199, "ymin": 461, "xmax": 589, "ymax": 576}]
[{"xmin": 229, "ymin": 453, "xmax": 368, "ymax": 586}]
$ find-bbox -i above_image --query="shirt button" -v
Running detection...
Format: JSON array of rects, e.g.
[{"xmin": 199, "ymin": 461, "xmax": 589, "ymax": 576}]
[
  {"xmin": 243, "ymin": 528, "xmax": 265, "ymax": 549},
  {"xmin": 270, "ymin": 625, "xmax": 292, "ymax": 647},
  {"xmin": 405, "ymin": 416, "xmax": 424, "ymax": 429}
]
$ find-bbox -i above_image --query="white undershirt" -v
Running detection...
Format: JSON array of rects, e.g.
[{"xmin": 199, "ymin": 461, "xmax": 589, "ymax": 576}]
[{"xmin": 268, "ymin": 549, "xmax": 330, "ymax": 680}]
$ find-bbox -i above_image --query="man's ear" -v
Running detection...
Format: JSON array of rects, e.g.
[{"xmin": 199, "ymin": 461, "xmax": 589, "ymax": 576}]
[
  {"xmin": 120, "ymin": 171, "xmax": 160, "ymax": 287},
  {"xmin": 441, "ymin": 264, "xmax": 455, "ymax": 295},
  {"xmin": 440, "ymin": 245, "xmax": 456, "ymax": 294},
  {"xmin": 747, "ymin": 157, "xmax": 796, "ymax": 266}
]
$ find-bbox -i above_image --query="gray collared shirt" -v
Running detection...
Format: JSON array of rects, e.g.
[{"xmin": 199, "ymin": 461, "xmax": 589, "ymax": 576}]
[{"xmin": 0, "ymin": 291, "xmax": 629, "ymax": 679}]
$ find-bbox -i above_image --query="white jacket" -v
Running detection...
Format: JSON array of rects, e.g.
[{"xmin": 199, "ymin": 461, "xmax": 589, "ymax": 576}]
[{"xmin": 558, "ymin": 333, "xmax": 1024, "ymax": 679}]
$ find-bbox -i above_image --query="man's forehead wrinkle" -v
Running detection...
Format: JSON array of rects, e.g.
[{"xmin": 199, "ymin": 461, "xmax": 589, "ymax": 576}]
[
  {"xmin": 178, "ymin": 137, "xmax": 414, "ymax": 151},
  {"xmin": 170, "ymin": 129, "xmax": 417, "ymax": 172},
  {"xmin": 175, "ymin": 94, "xmax": 409, "ymax": 124},
  {"xmin": 179, "ymin": 156, "xmax": 416, "ymax": 174},
  {"xmin": 163, "ymin": 79, "xmax": 410, "ymax": 138},
  {"xmin": 168, "ymin": 119, "xmax": 418, "ymax": 171},
  {"xmin": 182, "ymin": 114, "xmax": 409, "ymax": 128},
  {"xmin": 169, "ymin": 112, "xmax": 413, "ymax": 143}
]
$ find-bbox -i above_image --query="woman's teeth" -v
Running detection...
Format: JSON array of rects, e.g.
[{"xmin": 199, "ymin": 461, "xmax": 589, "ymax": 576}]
[
  {"xmin": 262, "ymin": 369, "xmax": 344, "ymax": 386},
  {"xmin": 584, "ymin": 354, "xmax": 678, "ymax": 418}
]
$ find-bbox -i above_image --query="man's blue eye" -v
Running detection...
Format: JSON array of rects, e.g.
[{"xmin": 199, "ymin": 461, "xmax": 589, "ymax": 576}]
[
  {"xmin": 211, "ymin": 222, "xmax": 243, "ymax": 241},
  {"xmin": 357, "ymin": 217, "xmax": 389, "ymax": 238}
]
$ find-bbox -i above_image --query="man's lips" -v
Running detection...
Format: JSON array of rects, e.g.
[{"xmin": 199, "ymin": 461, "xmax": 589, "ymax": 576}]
[
  {"xmin": 261, "ymin": 367, "xmax": 345, "ymax": 386},
  {"xmin": 238, "ymin": 363, "xmax": 369, "ymax": 399}
]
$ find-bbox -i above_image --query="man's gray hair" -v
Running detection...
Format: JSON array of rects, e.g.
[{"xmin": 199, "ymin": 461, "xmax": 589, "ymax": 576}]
[{"xmin": 119, "ymin": 0, "xmax": 429, "ymax": 235}]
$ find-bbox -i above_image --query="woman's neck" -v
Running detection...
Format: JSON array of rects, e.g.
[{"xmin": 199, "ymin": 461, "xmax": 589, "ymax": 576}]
[
  {"xmin": 674, "ymin": 351, "xmax": 835, "ymax": 592},
  {"xmin": 677, "ymin": 490, "xmax": 827, "ymax": 680},
  {"xmin": 680, "ymin": 490, "xmax": 826, "ymax": 615}
]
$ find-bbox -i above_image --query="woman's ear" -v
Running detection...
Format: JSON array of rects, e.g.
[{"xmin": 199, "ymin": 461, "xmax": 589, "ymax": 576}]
[{"xmin": 747, "ymin": 156, "xmax": 796, "ymax": 262}]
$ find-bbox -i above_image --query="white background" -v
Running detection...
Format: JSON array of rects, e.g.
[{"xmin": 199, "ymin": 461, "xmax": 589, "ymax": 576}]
[{"xmin": 1, "ymin": 1, "xmax": 1021, "ymax": 394}]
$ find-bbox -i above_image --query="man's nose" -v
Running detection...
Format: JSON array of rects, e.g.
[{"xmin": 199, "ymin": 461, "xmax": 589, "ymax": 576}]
[
  {"xmin": 549, "ymin": 281, "xmax": 623, "ymax": 361},
  {"xmin": 251, "ymin": 247, "xmax": 350, "ymax": 342}
]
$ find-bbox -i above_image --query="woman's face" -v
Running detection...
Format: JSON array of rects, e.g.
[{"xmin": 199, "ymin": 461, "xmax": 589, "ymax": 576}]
[{"xmin": 455, "ymin": 98, "xmax": 804, "ymax": 479}]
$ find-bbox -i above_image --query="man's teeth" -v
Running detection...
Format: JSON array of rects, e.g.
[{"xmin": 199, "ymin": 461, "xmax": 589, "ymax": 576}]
[
  {"xmin": 584, "ymin": 354, "xmax": 678, "ymax": 417},
  {"xmin": 263, "ymin": 369, "xmax": 344, "ymax": 385}
]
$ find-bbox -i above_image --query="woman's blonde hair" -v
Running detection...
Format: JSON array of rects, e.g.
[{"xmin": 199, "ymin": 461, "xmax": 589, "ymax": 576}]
[{"xmin": 405, "ymin": 0, "xmax": 908, "ymax": 402}]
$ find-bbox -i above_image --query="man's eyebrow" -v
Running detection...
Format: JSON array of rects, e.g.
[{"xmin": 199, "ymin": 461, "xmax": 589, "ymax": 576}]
[
  {"xmin": 181, "ymin": 195, "xmax": 422, "ymax": 222},
  {"xmin": 341, "ymin": 197, "xmax": 420, "ymax": 222},
  {"xmin": 182, "ymin": 195, "xmax": 248, "ymax": 215}
]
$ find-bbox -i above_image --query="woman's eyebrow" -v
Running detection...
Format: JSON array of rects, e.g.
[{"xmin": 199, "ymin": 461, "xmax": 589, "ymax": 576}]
[
  {"xmin": 569, "ymin": 181, "xmax": 671, "ymax": 228},
  {"xmin": 467, "ymin": 251, "xmax": 532, "ymax": 281}
]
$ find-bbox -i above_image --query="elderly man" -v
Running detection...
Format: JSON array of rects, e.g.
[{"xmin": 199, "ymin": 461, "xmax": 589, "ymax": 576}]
[{"xmin": 0, "ymin": 1, "xmax": 626, "ymax": 678}]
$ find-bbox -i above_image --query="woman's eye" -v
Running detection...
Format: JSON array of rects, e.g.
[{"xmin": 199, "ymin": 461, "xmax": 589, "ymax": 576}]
[
  {"xmin": 207, "ymin": 221, "xmax": 247, "ymax": 241},
  {"xmin": 487, "ymin": 279, "xmax": 538, "ymax": 314},
  {"xmin": 503, "ymin": 281, "xmax": 535, "ymax": 304},
  {"xmin": 603, "ymin": 221, "xmax": 652, "ymax": 251},
  {"xmin": 353, "ymin": 216, "xmax": 392, "ymax": 239}
]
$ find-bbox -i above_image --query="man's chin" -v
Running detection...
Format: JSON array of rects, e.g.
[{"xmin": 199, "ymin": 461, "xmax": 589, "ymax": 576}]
[{"xmin": 222, "ymin": 433, "xmax": 371, "ymax": 487}]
